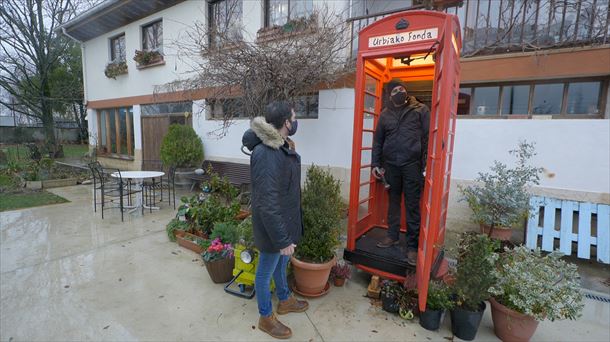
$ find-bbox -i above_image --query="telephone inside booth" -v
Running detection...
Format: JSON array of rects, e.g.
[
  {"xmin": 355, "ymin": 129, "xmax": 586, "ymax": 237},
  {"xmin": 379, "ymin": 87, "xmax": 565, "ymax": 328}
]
[{"xmin": 343, "ymin": 11, "xmax": 462, "ymax": 311}]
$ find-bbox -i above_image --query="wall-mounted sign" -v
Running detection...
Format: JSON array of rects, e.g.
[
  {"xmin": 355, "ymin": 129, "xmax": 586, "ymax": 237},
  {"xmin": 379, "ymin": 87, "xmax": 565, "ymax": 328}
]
[{"xmin": 368, "ymin": 27, "xmax": 438, "ymax": 48}]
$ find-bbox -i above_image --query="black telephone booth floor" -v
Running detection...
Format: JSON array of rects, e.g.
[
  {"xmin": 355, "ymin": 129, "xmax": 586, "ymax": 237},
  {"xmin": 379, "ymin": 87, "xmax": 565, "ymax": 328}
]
[{"xmin": 343, "ymin": 227, "xmax": 414, "ymax": 277}]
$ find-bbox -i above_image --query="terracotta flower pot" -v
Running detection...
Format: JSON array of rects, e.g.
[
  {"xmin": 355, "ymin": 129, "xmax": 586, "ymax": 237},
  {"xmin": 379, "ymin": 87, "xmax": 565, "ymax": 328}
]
[
  {"xmin": 291, "ymin": 255, "xmax": 336, "ymax": 296},
  {"xmin": 204, "ymin": 257, "xmax": 235, "ymax": 284},
  {"xmin": 333, "ymin": 277, "xmax": 346, "ymax": 287},
  {"xmin": 490, "ymin": 297, "xmax": 539, "ymax": 342},
  {"xmin": 480, "ymin": 224, "xmax": 512, "ymax": 241},
  {"xmin": 176, "ymin": 232, "xmax": 204, "ymax": 254},
  {"xmin": 174, "ymin": 229, "xmax": 186, "ymax": 238},
  {"xmin": 235, "ymin": 210, "xmax": 251, "ymax": 221}
]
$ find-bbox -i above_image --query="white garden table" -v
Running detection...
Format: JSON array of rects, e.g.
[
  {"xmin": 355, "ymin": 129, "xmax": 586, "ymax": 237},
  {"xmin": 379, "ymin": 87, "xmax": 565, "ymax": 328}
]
[{"xmin": 111, "ymin": 171, "xmax": 165, "ymax": 212}]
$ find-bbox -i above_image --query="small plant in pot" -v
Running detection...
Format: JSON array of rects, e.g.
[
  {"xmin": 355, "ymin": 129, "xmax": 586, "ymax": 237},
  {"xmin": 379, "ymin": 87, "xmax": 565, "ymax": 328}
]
[
  {"xmin": 380, "ymin": 280, "xmax": 401, "ymax": 314},
  {"xmin": 489, "ymin": 246, "xmax": 584, "ymax": 342},
  {"xmin": 450, "ymin": 232, "xmax": 499, "ymax": 341},
  {"xmin": 291, "ymin": 165, "xmax": 344, "ymax": 296},
  {"xmin": 202, "ymin": 237, "xmax": 235, "ymax": 284},
  {"xmin": 420, "ymin": 280, "xmax": 453, "ymax": 331},
  {"xmin": 166, "ymin": 218, "xmax": 189, "ymax": 242},
  {"xmin": 329, "ymin": 261, "xmax": 351, "ymax": 287},
  {"xmin": 459, "ymin": 141, "xmax": 541, "ymax": 241},
  {"xmin": 160, "ymin": 124, "xmax": 204, "ymax": 187}
]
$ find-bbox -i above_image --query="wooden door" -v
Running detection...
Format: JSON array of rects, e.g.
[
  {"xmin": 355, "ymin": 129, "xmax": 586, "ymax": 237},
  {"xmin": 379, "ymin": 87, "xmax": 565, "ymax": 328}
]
[{"xmin": 141, "ymin": 114, "xmax": 193, "ymax": 170}]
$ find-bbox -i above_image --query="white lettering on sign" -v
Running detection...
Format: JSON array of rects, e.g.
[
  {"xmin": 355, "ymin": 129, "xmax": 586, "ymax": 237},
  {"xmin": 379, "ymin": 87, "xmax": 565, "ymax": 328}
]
[{"xmin": 368, "ymin": 28, "xmax": 438, "ymax": 48}]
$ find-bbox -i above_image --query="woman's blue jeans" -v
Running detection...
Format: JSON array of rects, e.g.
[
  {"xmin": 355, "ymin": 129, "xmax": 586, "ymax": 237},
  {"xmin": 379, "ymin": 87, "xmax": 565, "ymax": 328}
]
[{"xmin": 255, "ymin": 252, "xmax": 291, "ymax": 317}]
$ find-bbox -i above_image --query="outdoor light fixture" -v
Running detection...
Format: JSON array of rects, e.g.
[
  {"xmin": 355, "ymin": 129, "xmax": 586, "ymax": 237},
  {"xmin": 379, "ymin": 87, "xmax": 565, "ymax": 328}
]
[{"xmin": 240, "ymin": 249, "xmax": 256, "ymax": 264}]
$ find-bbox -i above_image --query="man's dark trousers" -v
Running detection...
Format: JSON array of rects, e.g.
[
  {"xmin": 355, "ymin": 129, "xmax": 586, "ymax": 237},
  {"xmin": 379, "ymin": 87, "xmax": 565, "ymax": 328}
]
[{"xmin": 384, "ymin": 161, "xmax": 422, "ymax": 251}]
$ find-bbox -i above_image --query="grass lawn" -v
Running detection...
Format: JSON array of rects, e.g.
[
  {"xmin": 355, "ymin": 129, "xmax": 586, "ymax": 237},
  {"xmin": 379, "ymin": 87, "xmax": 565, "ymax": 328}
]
[
  {"xmin": 0, "ymin": 191, "xmax": 69, "ymax": 212},
  {"xmin": 1, "ymin": 144, "xmax": 88, "ymax": 161}
]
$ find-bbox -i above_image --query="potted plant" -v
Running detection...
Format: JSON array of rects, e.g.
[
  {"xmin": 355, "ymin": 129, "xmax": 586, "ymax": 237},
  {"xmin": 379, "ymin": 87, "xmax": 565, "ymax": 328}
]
[
  {"xmin": 202, "ymin": 238, "xmax": 235, "ymax": 283},
  {"xmin": 450, "ymin": 232, "xmax": 499, "ymax": 341},
  {"xmin": 133, "ymin": 49, "xmax": 163, "ymax": 67},
  {"xmin": 176, "ymin": 232, "xmax": 207, "ymax": 254},
  {"xmin": 380, "ymin": 280, "xmax": 401, "ymax": 314},
  {"xmin": 329, "ymin": 261, "xmax": 351, "ymax": 287},
  {"xmin": 104, "ymin": 60, "xmax": 128, "ymax": 79},
  {"xmin": 166, "ymin": 218, "xmax": 189, "ymax": 242},
  {"xmin": 160, "ymin": 124, "xmax": 204, "ymax": 188},
  {"xmin": 489, "ymin": 246, "xmax": 584, "ymax": 342},
  {"xmin": 291, "ymin": 165, "xmax": 344, "ymax": 296},
  {"xmin": 419, "ymin": 280, "xmax": 453, "ymax": 331},
  {"xmin": 459, "ymin": 141, "xmax": 542, "ymax": 240}
]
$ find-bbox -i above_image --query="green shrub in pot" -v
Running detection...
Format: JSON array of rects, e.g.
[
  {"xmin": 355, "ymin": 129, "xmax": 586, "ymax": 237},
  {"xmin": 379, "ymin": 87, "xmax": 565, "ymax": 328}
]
[
  {"xmin": 160, "ymin": 124, "xmax": 204, "ymax": 168},
  {"xmin": 488, "ymin": 246, "xmax": 584, "ymax": 341},
  {"xmin": 459, "ymin": 141, "xmax": 542, "ymax": 240}
]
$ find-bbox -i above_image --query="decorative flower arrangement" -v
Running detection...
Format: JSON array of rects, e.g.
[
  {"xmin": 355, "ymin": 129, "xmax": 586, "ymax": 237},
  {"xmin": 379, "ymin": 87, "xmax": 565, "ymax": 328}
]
[
  {"xmin": 202, "ymin": 238, "xmax": 234, "ymax": 263},
  {"xmin": 104, "ymin": 61, "xmax": 128, "ymax": 79},
  {"xmin": 133, "ymin": 49, "xmax": 163, "ymax": 66}
]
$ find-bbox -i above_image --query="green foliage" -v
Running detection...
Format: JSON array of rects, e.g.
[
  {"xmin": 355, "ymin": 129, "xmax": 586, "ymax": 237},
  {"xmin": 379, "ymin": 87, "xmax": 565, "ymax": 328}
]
[
  {"xmin": 133, "ymin": 49, "xmax": 163, "ymax": 65},
  {"xmin": 104, "ymin": 61, "xmax": 128, "ymax": 79},
  {"xmin": 179, "ymin": 194, "xmax": 240, "ymax": 235},
  {"xmin": 459, "ymin": 141, "xmax": 542, "ymax": 230},
  {"xmin": 201, "ymin": 238, "xmax": 234, "ymax": 262},
  {"xmin": 160, "ymin": 124, "xmax": 204, "ymax": 168},
  {"xmin": 166, "ymin": 218, "xmax": 189, "ymax": 242},
  {"xmin": 454, "ymin": 232, "xmax": 499, "ymax": 311},
  {"xmin": 210, "ymin": 221, "xmax": 240, "ymax": 244},
  {"xmin": 426, "ymin": 281, "xmax": 454, "ymax": 310},
  {"xmin": 237, "ymin": 217, "xmax": 255, "ymax": 248},
  {"xmin": 489, "ymin": 246, "xmax": 583, "ymax": 321},
  {"xmin": 202, "ymin": 166, "xmax": 239, "ymax": 204},
  {"xmin": 295, "ymin": 165, "xmax": 344, "ymax": 263}
]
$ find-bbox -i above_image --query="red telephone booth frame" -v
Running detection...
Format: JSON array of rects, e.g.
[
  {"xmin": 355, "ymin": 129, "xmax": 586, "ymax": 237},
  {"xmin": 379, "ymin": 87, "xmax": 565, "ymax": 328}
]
[{"xmin": 345, "ymin": 10, "xmax": 461, "ymax": 311}]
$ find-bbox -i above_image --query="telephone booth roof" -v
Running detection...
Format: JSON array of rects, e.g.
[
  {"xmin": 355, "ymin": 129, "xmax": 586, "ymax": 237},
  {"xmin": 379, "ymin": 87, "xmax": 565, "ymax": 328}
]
[{"xmin": 357, "ymin": 10, "xmax": 461, "ymax": 58}]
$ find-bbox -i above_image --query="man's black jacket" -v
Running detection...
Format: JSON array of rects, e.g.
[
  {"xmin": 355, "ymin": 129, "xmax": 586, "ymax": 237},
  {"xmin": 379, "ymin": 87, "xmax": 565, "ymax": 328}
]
[
  {"xmin": 242, "ymin": 117, "xmax": 303, "ymax": 253},
  {"xmin": 372, "ymin": 95, "xmax": 430, "ymax": 170}
]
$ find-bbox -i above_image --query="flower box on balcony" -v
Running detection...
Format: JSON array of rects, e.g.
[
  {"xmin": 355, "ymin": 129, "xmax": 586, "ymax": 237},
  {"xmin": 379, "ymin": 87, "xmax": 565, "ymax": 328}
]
[
  {"xmin": 133, "ymin": 49, "xmax": 164, "ymax": 69},
  {"xmin": 104, "ymin": 61, "xmax": 128, "ymax": 79},
  {"xmin": 256, "ymin": 14, "xmax": 318, "ymax": 43}
]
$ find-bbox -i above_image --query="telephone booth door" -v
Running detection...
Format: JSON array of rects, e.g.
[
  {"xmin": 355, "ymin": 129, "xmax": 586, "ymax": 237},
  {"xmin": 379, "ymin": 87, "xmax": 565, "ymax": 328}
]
[{"xmin": 343, "ymin": 10, "xmax": 461, "ymax": 311}]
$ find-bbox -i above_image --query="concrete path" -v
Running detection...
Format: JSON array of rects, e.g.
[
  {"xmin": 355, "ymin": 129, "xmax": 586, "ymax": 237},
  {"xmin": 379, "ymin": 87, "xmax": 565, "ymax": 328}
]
[{"xmin": 1, "ymin": 186, "xmax": 609, "ymax": 341}]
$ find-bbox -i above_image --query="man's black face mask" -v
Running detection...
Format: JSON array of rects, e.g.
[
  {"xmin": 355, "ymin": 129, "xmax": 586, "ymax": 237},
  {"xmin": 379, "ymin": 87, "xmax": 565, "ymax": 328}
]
[{"xmin": 391, "ymin": 90, "xmax": 407, "ymax": 107}]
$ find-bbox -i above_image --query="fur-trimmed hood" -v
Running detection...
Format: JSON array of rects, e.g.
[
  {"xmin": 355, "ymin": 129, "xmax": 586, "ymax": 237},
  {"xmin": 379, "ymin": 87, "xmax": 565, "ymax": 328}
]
[{"xmin": 242, "ymin": 116, "xmax": 284, "ymax": 151}]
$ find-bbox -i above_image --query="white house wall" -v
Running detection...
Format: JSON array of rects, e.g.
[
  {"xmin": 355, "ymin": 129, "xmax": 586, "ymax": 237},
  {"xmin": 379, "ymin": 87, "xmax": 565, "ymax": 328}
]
[{"xmin": 82, "ymin": 1, "xmax": 207, "ymax": 102}]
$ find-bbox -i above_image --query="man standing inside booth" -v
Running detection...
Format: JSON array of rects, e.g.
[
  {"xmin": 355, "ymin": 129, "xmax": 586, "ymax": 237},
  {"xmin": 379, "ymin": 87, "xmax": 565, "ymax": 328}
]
[{"xmin": 371, "ymin": 79, "xmax": 430, "ymax": 266}]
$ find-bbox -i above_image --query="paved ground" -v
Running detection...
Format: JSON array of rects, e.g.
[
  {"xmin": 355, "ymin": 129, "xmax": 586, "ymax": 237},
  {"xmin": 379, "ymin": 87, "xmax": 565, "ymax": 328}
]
[{"xmin": 1, "ymin": 185, "xmax": 609, "ymax": 341}]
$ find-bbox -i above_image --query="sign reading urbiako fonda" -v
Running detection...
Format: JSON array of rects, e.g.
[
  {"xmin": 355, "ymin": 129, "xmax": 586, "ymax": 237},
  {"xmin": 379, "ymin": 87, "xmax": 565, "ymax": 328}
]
[{"xmin": 368, "ymin": 27, "xmax": 438, "ymax": 48}]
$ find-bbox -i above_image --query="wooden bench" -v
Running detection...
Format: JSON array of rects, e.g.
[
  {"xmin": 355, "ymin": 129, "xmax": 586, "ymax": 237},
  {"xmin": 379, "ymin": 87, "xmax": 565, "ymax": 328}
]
[
  {"xmin": 188, "ymin": 160, "xmax": 251, "ymax": 194},
  {"xmin": 526, "ymin": 196, "xmax": 610, "ymax": 264}
]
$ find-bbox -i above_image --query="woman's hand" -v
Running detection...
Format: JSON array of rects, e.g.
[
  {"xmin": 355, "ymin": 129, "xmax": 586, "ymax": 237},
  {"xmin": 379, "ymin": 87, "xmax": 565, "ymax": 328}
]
[{"xmin": 280, "ymin": 244, "xmax": 297, "ymax": 256}]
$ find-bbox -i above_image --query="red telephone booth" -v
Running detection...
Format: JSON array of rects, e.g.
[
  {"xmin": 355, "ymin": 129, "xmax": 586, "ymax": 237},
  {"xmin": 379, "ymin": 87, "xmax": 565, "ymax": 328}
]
[{"xmin": 343, "ymin": 10, "xmax": 461, "ymax": 311}]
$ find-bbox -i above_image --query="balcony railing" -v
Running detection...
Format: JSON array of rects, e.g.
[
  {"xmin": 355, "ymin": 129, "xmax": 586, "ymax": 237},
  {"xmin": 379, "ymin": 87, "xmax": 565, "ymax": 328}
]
[{"xmin": 347, "ymin": 0, "xmax": 610, "ymax": 58}]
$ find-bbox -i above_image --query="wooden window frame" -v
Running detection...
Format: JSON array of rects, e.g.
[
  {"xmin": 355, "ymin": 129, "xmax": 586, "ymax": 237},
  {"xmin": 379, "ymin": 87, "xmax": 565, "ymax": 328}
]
[
  {"xmin": 264, "ymin": 0, "xmax": 312, "ymax": 28},
  {"xmin": 458, "ymin": 77, "xmax": 608, "ymax": 119},
  {"xmin": 142, "ymin": 19, "xmax": 163, "ymax": 52},
  {"xmin": 109, "ymin": 33, "xmax": 126, "ymax": 63},
  {"xmin": 96, "ymin": 107, "xmax": 135, "ymax": 159}
]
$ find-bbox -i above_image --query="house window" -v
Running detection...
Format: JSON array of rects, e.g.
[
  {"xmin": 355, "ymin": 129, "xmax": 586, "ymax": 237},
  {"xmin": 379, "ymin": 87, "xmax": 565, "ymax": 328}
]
[
  {"xmin": 459, "ymin": 80, "xmax": 606, "ymax": 117},
  {"xmin": 293, "ymin": 93, "xmax": 318, "ymax": 119},
  {"xmin": 207, "ymin": 98, "xmax": 246, "ymax": 119},
  {"xmin": 97, "ymin": 107, "xmax": 134, "ymax": 157},
  {"xmin": 110, "ymin": 34, "xmax": 126, "ymax": 62},
  {"xmin": 457, "ymin": 88, "xmax": 472, "ymax": 115},
  {"xmin": 532, "ymin": 83, "xmax": 563, "ymax": 115},
  {"xmin": 566, "ymin": 82, "xmax": 601, "ymax": 115},
  {"xmin": 265, "ymin": 0, "xmax": 313, "ymax": 27},
  {"xmin": 501, "ymin": 85, "xmax": 530, "ymax": 115},
  {"xmin": 209, "ymin": 0, "xmax": 243, "ymax": 45},
  {"xmin": 472, "ymin": 86, "xmax": 500, "ymax": 115},
  {"xmin": 141, "ymin": 101, "xmax": 193, "ymax": 115},
  {"xmin": 142, "ymin": 20, "xmax": 162, "ymax": 51}
]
